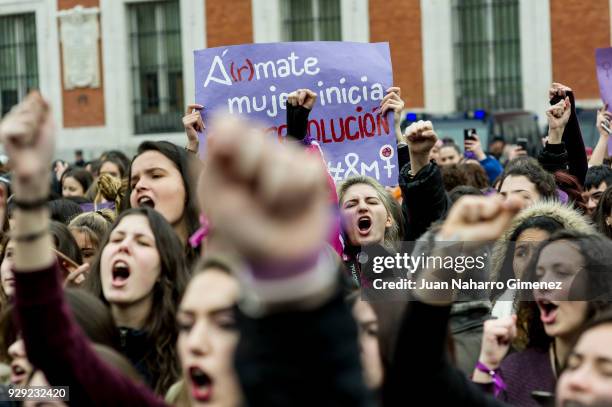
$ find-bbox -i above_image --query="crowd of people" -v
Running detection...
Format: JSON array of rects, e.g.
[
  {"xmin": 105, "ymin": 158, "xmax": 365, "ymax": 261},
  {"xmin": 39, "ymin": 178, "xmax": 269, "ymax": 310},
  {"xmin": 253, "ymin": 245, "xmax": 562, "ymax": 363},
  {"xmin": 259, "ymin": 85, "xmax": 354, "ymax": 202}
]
[{"xmin": 0, "ymin": 79, "xmax": 609, "ymax": 407}]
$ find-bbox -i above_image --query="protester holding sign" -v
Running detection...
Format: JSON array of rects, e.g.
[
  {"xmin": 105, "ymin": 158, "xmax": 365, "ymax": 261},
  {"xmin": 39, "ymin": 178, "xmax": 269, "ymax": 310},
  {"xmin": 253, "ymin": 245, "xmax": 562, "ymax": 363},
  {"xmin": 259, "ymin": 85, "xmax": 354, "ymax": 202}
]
[
  {"xmin": 399, "ymin": 120, "xmax": 450, "ymax": 241},
  {"xmin": 284, "ymin": 87, "xmax": 343, "ymax": 256},
  {"xmin": 5, "ymin": 93, "xmax": 370, "ymax": 407},
  {"xmin": 195, "ymin": 42, "xmax": 399, "ymax": 187},
  {"xmin": 4, "ymin": 34, "xmax": 612, "ymax": 407},
  {"xmin": 547, "ymin": 83, "xmax": 588, "ymax": 186}
]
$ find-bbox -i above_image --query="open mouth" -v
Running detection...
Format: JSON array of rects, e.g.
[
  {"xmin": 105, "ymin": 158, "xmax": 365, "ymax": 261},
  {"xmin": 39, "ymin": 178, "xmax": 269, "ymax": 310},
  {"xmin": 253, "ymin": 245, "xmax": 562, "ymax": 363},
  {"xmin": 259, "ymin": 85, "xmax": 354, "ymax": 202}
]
[
  {"xmin": 357, "ymin": 216, "xmax": 372, "ymax": 235},
  {"xmin": 111, "ymin": 261, "xmax": 130, "ymax": 287},
  {"xmin": 10, "ymin": 363, "xmax": 27, "ymax": 385},
  {"xmin": 537, "ymin": 299, "xmax": 559, "ymax": 324},
  {"xmin": 189, "ymin": 366, "xmax": 213, "ymax": 402},
  {"xmin": 137, "ymin": 196, "xmax": 155, "ymax": 209}
]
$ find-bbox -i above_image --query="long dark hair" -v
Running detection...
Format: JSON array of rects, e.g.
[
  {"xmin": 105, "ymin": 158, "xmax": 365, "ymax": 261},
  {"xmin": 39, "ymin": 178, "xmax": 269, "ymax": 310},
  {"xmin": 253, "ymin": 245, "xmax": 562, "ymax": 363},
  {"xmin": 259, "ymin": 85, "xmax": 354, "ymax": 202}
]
[
  {"xmin": 86, "ymin": 207, "xmax": 189, "ymax": 395},
  {"xmin": 515, "ymin": 231, "xmax": 612, "ymax": 351},
  {"xmin": 48, "ymin": 199, "xmax": 83, "ymax": 224},
  {"xmin": 61, "ymin": 167, "xmax": 94, "ymax": 194},
  {"xmin": 127, "ymin": 141, "xmax": 200, "ymax": 263},
  {"xmin": 594, "ymin": 186, "xmax": 612, "ymax": 239},
  {"xmin": 100, "ymin": 154, "xmax": 128, "ymax": 180},
  {"xmin": 50, "ymin": 220, "xmax": 84, "ymax": 265}
]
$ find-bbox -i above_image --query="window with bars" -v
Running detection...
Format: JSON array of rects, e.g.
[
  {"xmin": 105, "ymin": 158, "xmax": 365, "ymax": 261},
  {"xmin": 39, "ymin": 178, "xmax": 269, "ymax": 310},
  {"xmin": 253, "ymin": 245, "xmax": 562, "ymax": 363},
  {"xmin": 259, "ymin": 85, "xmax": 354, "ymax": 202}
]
[
  {"xmin": 282, "ymin": 0, "xmax": 341, "ymax": 41},
  {"xmin": 0, "ymin": 13, "xmax": 38, "ymax": 117},
  {"xmin": 128, "ymin": 0, "xmax": 183, "ymax": 134},
  {"xmin": 452, "ymin": 0, "xmax": 522, "ymax": 111}
]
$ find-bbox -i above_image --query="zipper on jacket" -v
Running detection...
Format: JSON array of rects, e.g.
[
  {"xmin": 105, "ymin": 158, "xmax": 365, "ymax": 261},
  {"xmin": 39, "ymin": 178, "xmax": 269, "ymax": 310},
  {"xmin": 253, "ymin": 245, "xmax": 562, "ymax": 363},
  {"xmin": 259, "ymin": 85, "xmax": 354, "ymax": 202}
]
[{"xmin": 119, "ymin": 328, "xmax": 127, "ymax": 349}]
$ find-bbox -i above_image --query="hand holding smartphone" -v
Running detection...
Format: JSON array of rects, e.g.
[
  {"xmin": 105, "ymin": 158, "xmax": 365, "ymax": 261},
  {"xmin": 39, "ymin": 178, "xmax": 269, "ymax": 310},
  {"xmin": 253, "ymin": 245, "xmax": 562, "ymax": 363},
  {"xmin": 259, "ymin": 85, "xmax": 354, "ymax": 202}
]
[
  {"xmin": 463, "ymin": 129, "xmax": 478, "ymax": 159},
  {"xmin": 464, "ymin": 128, "xmax": 477, "ymax": 142}
]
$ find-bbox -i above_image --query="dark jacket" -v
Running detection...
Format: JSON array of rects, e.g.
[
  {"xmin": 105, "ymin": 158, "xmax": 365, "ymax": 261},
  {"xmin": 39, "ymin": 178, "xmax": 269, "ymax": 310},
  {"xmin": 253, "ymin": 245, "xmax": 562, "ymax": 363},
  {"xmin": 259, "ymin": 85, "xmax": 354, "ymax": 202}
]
[
  {"xmin": 538, "ymin": 91, "xmax": 588, "ymax": 186},
  {"xmin": 119, "ymin": 327, "xmax": 155, "ymax": 389},
  {"xmin": 382, "ymin": 301, "xmax": 507, "ymax": 407},
  {"xmin": 538, "ymin": 142, "xmax": 569, "ymax": 174},
  {"xmin": 450, "ymin": 300, "xmax": 491, "ymax": 376},
  {"xmin": 235, "ymin": 289, "xmax": 375, "ymax": 407},
  {"xmin": 399, "ymin": 160, "xmax": 450, "ymax": 241},
  {"xmin": 563, "ymin": 91, "xmax": 588, "ymax": 186}
]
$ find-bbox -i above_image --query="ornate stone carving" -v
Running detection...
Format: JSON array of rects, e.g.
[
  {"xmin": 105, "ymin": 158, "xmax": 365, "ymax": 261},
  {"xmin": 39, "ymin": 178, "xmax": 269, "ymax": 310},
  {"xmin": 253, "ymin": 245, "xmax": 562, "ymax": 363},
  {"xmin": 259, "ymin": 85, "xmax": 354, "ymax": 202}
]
[{"xmin": 58, "ymin": 6, "xmax": 100, "ymax": 89}]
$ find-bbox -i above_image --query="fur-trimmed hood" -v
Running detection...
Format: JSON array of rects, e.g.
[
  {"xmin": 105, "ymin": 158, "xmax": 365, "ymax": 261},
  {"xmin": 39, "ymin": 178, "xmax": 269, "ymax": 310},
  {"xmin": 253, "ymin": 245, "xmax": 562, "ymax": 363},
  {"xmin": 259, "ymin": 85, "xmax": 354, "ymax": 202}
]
[{"xmin": 489, "ymin": 200, "xmax": 596, "ymax": 282}]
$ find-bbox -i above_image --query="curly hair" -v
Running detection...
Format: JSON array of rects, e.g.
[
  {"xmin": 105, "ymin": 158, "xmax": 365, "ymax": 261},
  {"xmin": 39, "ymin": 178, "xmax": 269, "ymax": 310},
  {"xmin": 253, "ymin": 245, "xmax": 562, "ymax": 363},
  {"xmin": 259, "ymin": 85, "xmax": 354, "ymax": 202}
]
[
  {"xmin": 498, "ymin": 157, "xmax": 557, "ymax": 200},
  {"xmin": 515, "ymin": 231, "xmax": 612, "ymax": 351},
  {"xmin": 462, "ymin": 162, "xmax": 489, "ymax": 189},
  {"xmin": 491, "ymin": 215, "xmax": 564, "ymax": 302},
  {"xmin": 440, "ymin": 164, "xmax": 469, "ymax": 192},
  {"xmin": 86, "ymin": 207, "xmax": 189, "ymax": 395}
]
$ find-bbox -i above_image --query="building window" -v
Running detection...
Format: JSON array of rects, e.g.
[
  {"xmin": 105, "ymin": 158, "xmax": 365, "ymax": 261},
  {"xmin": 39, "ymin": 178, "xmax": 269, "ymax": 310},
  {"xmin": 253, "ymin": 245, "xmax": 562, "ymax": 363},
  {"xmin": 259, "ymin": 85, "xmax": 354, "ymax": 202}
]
[
  {"xmin": 0, "ymin": 13, "xmax": 38, "ymax": 117},
  {"xmin": 282, "ymin": 0, "xmax": 341, "ymax": 41},
  {"xmin": 129, "ymin": 0, "xmax": 183, "ymax": 134},
  {"xmin": 452, "ymin": 0, "xmax": 522, "ymax": 111}
]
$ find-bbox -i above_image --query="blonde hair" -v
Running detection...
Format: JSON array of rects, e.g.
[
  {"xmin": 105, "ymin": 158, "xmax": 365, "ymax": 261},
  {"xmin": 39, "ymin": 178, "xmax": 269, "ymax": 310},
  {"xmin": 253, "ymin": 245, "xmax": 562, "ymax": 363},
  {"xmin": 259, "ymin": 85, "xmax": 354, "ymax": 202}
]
[
  {"xmin": 68, "ymin": 210, "xmax": 114, "ymax": 251},
  {"xmin": 85, "ymin": 173, "xmax": 126, "ymax": 215},
  {"xmin": 337, "ymin": 176, "xmax": 404, "ymax": 251}
]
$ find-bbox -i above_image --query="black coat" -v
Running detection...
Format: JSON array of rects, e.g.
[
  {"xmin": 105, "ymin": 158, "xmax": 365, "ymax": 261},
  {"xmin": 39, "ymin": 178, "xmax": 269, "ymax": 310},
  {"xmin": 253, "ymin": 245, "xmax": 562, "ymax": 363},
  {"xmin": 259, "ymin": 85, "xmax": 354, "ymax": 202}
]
[
  {"xmin": 234, "ymin": 289, "xmax": 376, "ymax": 407},
  {"xmin": 398, "ymin": 157, "xmax": 450, "ymax": 241}
]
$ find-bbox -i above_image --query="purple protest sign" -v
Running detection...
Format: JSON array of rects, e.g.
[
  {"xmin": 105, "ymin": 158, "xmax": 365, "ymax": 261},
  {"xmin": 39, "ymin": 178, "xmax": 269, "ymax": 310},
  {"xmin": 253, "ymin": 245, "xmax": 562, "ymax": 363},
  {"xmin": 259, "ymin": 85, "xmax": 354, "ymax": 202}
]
[
  {"xmin": 596, "ymin": 48, "xmax": 612, "ymax": 108},
  {"xmin": 595, "ymin": 48, "xmax": 612, "ymax": 154},
  {"xmin": 194, "ymin": 42, "xmax": 398, "ymax": 186}
]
